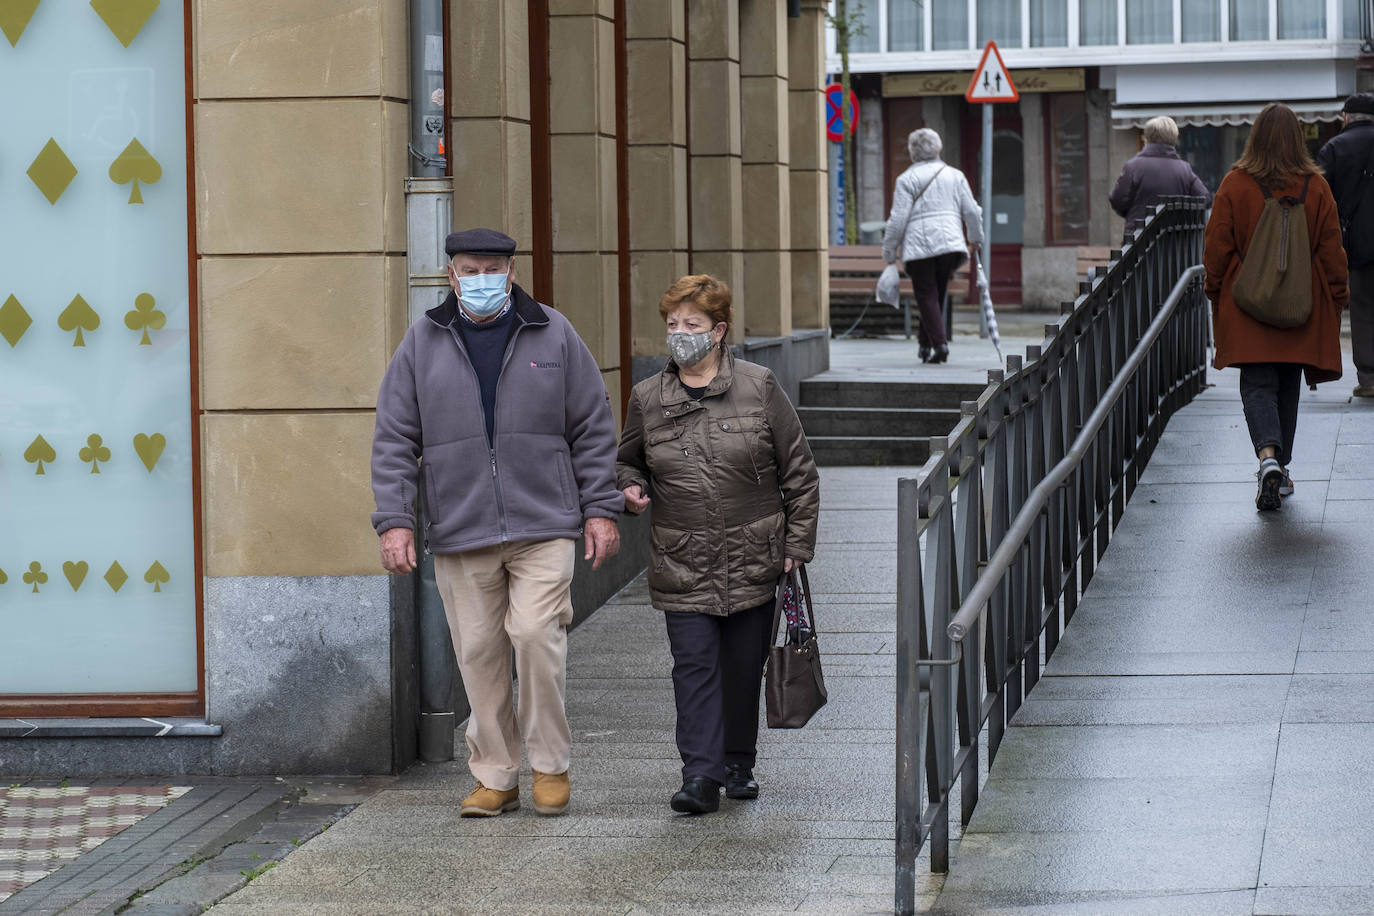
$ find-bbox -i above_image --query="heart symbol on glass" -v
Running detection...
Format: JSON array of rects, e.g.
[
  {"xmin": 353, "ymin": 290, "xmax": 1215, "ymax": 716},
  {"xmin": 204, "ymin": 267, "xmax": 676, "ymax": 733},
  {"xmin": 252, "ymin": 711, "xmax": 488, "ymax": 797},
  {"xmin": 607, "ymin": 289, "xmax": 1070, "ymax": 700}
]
[
  {"xmin": 63, "ymin": 560, "xmax": 89, "ymax": 591},
  {"xmin": 133, "ymin": 432, "xmax": 165, "ymax": 471}
]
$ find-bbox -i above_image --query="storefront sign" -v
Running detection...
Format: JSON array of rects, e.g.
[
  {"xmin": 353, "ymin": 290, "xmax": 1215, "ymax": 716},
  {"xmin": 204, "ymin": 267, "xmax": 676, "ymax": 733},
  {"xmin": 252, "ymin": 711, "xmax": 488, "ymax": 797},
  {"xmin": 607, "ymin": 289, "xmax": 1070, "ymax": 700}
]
[{"xmin": 884, "ymin": 68, "xmax": 1085, "ymax": 98}]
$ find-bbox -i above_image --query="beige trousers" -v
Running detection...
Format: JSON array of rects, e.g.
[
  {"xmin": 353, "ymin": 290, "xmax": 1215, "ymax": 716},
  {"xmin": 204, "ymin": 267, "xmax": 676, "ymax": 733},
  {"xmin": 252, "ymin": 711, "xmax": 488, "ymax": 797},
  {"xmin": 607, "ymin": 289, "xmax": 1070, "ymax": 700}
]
[{"xmin": 433, "ymin": 538, "xmax": 575, "ymax": 791}]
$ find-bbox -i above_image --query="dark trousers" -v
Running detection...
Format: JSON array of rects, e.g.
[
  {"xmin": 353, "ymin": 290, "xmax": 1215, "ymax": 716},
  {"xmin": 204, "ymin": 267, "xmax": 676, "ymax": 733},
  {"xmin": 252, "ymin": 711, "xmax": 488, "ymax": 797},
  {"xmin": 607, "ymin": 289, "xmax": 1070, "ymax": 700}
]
[
  {"xmin": 905, "ymin": 252, "xmax": 965, "ymax": 349},
  {"xmin": 1239, "ymin": 363, "xmax": 1303, "ymax": 468},
  {"xmin": 663, "ymin": 599, "xmax": 775, "ymax": 784},
  {"xmin": 1350, "ymin": 267, "xmax": 1374, "ymax": 388}
]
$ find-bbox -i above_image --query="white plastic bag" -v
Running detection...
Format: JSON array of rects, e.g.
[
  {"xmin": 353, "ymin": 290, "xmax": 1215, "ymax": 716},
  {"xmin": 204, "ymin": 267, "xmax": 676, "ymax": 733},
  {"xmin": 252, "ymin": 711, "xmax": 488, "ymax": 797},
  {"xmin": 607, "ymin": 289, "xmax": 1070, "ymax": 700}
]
[{"xmin": 875, "ymin": 263, "xmax": 901, "ymax": 308}]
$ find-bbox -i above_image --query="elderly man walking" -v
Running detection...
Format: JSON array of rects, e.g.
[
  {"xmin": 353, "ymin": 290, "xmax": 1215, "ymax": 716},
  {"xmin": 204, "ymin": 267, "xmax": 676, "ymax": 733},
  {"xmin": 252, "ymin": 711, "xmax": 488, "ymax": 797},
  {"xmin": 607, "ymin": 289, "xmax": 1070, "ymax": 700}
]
[
  {"xmin": 371, "ymin": 228, "xmax": 623, "ymax": 817},
  {"xmin": 1318, "ymin": 93, "xmax": 1374, "ymax": 399}
]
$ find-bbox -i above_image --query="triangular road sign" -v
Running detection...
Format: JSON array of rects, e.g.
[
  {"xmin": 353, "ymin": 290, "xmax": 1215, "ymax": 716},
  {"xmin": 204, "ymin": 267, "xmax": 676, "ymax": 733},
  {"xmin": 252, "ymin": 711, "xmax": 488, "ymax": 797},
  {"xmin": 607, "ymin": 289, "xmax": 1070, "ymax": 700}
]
[{"xmin": 966, "ymin": 41, "xmax": 1019, "ymax": 103}]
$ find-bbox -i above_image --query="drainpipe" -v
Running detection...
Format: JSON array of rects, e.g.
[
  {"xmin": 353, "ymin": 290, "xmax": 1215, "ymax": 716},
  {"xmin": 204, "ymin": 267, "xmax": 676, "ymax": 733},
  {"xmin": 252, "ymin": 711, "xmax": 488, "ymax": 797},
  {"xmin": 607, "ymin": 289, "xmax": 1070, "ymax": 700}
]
[{"xmin": 408, "ymin": 0, "xmax": 456, "ymax": 763}]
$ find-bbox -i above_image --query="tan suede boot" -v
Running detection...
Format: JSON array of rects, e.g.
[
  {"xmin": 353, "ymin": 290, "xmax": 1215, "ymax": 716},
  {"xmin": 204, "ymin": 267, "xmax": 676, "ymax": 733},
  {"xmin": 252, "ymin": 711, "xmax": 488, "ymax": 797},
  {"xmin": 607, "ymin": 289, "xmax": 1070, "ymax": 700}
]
[
  {"xmin": 459, "ymin": 782, "xmax": 520, "ymax": 817},
  {"xmin": 531, "ymin": 770, "xmax": 570, "ymax": 815}
]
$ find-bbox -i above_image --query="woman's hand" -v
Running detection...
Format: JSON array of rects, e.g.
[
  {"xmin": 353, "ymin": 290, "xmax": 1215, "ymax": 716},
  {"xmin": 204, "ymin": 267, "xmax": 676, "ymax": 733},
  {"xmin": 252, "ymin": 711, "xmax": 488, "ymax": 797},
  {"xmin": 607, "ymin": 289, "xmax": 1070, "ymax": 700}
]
[
  {"xmin": 784, "ymin": 557, "xmax": 797, "ymax": 573},
  {"xmin": 622, "ymin": 484, "xmax": 650, "ymax": 515}
]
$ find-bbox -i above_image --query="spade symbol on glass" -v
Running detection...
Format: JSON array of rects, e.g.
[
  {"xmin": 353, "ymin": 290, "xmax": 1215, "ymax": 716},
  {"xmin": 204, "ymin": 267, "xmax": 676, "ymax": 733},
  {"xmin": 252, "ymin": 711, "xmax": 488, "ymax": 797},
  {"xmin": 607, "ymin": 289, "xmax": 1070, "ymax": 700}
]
[
  {"xmin": 108, "ymin": 138, "xmax": 161, "ymax": 204},
  {"xmin": 79, "ymin": 434, "xmax": 111, "ymax": 473},
  {"xmin": 24, "ymin": 435, "xmax": 56, "ymax": 474},
  {"xmin": 124, "ymin": 293, "xmax": 165, "ymax": 345},
  {"xmin": 145, "ymin": 561, "xmax": 169, "ymax": 592},
  {"xmin": 58, "ymin": 295, "xmax": 100, "ymax": 346}
]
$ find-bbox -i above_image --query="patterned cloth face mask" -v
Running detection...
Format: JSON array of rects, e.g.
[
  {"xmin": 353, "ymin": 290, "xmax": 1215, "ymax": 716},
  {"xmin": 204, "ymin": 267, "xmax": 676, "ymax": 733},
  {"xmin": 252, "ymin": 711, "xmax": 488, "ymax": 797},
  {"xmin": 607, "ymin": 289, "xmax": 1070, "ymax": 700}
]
[{"xmin": 667, "ymin": 329, "xmax": 715, "ymax": 367}]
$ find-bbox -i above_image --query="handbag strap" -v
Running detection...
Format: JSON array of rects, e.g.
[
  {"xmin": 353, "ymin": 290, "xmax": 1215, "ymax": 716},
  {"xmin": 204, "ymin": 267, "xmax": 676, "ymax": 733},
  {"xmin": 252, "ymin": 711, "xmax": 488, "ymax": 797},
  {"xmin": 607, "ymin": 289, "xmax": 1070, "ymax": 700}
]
[{"xmin": 769, "ymin": 566, "xmax": 819, "ymax": 648}]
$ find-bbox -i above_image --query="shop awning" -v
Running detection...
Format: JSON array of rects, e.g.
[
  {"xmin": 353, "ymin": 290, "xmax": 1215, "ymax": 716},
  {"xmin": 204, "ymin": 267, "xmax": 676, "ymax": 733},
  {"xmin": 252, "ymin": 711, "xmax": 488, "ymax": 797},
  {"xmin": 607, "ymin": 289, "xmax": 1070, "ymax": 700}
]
[{"xmin": 1111, "ymin": 100, "xmax": 1346, "ymax": 129}]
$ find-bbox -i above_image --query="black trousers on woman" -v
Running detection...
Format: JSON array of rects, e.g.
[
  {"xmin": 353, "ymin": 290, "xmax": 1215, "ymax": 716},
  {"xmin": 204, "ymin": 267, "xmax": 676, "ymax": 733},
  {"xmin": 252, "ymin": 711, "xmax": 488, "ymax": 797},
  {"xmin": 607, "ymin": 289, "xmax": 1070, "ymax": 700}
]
[
  {"xmin": 1239, "ymin": 363, "xmax": 1303, "ymax": 467},
  {"xmin": 663, "ymin": 599, "xmax": 775, "ymax": 784},
  {"xmin": 905, "ymin": 252, "xmax": 965, "ymax": 350}
]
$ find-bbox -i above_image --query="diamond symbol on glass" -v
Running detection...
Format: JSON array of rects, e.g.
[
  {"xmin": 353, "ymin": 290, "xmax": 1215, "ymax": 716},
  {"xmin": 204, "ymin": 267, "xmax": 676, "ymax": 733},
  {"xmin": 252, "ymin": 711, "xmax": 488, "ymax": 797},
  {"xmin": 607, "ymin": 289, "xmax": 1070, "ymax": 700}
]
[
  {"xmin": 0, "ymin": 0, "xmax": 41, "ymax": 47},
  {"xmin": 0, "ymin": 295, "xmax": 33, "ymax": 347},
  {"xmin": 90, "ymin": 0, "xmax": 158, "ymax": 48},
  {"xmin": 104, "ymin": 561, "xmax": 128, "ymax": 593},
  {"xmin": 27, "ymin": 138, "xmax": 78, "ymax": 205}
]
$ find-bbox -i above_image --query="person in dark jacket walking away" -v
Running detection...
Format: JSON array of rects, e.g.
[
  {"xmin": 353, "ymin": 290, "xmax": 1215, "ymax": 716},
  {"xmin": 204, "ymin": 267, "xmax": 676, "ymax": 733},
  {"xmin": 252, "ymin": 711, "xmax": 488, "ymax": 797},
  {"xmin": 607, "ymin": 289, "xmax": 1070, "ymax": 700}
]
[
  {"xmin": 371, "ymin": 228, "xmax": 623, "ymax": 818},
  {"xmin": 1316, "ymin": 93, "xmax": 1374, "ymax": 399},
  {"xmin": 1110, "ymin": 116, "xmax": 1212, "ymax": 243},
  {"xmin": 617, "ymin": 275, "xmax": 820, "ymax": 814}
]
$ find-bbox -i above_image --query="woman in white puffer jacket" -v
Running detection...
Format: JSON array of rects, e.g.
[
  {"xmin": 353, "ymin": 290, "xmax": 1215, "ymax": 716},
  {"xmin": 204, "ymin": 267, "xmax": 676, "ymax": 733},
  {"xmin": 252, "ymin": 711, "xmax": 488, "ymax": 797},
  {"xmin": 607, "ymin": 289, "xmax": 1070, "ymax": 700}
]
[{"xmin": 882, "ymin": 128, "xmax": 983, "ymax": 363}]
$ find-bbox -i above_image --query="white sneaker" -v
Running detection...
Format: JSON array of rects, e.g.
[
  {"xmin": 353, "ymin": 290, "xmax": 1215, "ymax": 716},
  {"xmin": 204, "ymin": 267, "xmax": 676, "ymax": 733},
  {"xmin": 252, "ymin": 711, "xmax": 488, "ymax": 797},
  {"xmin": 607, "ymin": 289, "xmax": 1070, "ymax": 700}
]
[{"xmin": 1256, "ymin": 458, "xmax": 1283, "ymax": 511}]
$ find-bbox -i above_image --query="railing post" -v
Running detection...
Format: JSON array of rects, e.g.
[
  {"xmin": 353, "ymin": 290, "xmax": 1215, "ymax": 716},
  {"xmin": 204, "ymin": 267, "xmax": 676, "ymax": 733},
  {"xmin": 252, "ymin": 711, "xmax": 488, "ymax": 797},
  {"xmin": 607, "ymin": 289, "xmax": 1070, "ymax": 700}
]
[{"xmin": 895, "ymin": 477, "xmax": 924, "ymax": 916}]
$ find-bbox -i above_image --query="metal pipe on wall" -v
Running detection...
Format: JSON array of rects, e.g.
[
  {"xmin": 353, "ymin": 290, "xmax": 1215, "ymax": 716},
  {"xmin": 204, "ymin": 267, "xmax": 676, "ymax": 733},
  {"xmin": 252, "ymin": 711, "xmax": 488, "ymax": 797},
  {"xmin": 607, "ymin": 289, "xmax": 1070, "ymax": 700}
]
[{"xmin": 408, "ymin": 0, "xmax": 456, "ymax": 763}]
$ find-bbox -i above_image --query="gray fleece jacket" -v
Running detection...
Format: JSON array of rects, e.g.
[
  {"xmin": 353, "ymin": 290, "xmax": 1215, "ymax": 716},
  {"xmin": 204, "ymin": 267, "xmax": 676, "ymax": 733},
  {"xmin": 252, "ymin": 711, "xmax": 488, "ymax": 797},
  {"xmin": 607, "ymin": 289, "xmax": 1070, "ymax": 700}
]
[{"xmin": 371, "ymin": 285, "xmax": 624, "ymax": 554}]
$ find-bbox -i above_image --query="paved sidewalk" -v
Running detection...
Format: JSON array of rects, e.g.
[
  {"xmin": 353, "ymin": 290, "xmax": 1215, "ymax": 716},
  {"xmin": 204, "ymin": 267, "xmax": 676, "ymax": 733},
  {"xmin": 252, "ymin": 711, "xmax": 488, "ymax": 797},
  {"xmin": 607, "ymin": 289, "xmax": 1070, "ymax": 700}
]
[
  {"xmin": 209, "ymin": 466, "xmax": 941, "ymax": 916},
  {"xmin": 931, "ymin": 361, "xmax": 1374, "ymax": 916}
]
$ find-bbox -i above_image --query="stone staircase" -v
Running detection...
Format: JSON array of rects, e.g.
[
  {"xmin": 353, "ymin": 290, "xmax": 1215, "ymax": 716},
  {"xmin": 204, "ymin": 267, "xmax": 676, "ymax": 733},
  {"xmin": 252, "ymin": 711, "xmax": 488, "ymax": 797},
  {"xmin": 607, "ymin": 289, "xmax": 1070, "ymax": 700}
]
[{"xmin": 798, "ymin": 378, "xmax": 990, "ymax": 466}]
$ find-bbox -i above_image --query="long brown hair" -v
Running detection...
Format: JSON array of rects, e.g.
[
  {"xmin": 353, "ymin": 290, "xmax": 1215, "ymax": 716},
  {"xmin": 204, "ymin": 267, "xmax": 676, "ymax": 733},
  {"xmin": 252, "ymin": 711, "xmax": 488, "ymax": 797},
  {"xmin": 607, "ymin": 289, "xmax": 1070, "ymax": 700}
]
[{"xmin": 1233, "ymin": 103, "xmax": 1322, "ymax": 189}]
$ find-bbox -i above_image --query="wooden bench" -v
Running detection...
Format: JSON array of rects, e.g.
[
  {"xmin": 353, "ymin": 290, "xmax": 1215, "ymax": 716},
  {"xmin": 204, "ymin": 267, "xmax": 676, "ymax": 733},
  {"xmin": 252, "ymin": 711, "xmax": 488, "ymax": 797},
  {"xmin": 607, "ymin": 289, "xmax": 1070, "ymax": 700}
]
[
  {"xmin": 1077, "ymin": 245, "xmax": 1113, "ymax": 282},
  {"xmin": 829, "ymin": 244, "xmax": 971, "ymax": 338}
]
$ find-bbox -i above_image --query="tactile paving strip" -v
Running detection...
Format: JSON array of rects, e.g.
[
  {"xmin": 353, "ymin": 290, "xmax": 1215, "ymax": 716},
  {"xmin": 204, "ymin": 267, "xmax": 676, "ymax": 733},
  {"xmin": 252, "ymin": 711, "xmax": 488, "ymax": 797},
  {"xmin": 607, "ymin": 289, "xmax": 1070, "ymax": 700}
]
[{"xmin": 0, "ymin": 785, "xmax": 190, "ymax": 902}]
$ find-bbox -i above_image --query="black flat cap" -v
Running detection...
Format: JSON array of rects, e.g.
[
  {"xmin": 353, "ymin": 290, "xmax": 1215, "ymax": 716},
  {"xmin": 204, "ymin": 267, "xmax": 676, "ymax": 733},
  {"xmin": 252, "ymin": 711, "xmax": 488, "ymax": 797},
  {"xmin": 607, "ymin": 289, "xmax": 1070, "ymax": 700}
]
[
  {"xmin": 1344, "ymin": 93, "xmax": 1374, "ymax": 116},
  {"xmin": 445, "ymin": 228, "xmax": 517, "ymax": 258}
]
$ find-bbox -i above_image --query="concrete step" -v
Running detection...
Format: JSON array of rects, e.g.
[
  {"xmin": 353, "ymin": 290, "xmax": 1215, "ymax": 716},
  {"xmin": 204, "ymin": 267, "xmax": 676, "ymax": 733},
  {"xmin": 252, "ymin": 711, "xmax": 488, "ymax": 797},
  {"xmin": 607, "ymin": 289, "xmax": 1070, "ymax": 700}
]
[
  {"xmin": 799, "ymin": 378, "xmax": 989, "ymax": 409},
  {"xmin": 807, "ymin": 435, "xmax": 933, "ymax": 467},
  {"xmin": 797, "ymin": 405, "xmax": 959, "ymax": 439}
]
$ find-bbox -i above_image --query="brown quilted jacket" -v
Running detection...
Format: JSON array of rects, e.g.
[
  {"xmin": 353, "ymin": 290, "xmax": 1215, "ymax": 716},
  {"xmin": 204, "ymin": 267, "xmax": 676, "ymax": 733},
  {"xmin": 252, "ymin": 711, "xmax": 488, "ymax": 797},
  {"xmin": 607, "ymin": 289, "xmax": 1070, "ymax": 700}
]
[{"xmin": 616, "ymin": 349, "xmax": 820, "ymax": 615}]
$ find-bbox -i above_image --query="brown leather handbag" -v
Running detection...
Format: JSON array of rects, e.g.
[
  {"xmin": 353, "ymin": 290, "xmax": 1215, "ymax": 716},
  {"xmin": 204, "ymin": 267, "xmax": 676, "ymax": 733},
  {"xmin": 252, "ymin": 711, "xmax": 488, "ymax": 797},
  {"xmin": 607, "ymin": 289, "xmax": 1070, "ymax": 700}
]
[{"xmin": 764, "ymin": 566, "xmax": 827, "ymax": 729}]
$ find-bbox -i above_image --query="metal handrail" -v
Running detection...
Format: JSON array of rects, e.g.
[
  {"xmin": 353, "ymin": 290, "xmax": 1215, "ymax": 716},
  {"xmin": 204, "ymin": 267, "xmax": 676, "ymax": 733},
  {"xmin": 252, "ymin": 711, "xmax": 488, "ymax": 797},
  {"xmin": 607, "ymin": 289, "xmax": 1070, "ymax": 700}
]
[
  {"xmin": 944, "ymin": 264, "xmax": 1205, "ymax": 645},
  {"xmin": 893, "ymin": 197, "xmax": 1211, "ymax": 916}
]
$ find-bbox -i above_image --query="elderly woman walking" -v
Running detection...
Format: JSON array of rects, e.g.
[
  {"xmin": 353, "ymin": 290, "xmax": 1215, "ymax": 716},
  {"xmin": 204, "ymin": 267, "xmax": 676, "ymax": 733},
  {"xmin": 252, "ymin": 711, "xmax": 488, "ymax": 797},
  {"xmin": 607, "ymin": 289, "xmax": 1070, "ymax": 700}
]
[
  {"xmin": 882, "ymin": 127, "xmax": 983, "ymax": 364},
  {"xmin": 617, "ymin": 274, "xmax": 820, "ymax": 814},
  {"xmin": 1111, "ymin": 116, "xmax": 1212, "ymax": 243},
  {"xmin": 1204, "ymin": 102, "xmax": 1348, "ymax": 511}
]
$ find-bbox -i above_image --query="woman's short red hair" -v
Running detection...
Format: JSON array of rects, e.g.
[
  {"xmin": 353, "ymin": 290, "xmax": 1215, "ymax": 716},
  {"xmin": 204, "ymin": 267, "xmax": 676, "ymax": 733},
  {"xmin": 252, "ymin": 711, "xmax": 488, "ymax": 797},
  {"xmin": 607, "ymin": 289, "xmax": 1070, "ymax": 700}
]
[{"xmin": 658, "ymin": 274, "xmax": 733, "ymax": 326}]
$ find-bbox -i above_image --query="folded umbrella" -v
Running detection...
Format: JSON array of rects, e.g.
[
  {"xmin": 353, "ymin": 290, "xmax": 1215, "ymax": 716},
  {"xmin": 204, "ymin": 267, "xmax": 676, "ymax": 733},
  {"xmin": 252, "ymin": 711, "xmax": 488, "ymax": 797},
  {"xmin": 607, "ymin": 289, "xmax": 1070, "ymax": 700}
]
[{"xmin": 974, "ymin": 257, "xmax": 1004, "ymax": 363}]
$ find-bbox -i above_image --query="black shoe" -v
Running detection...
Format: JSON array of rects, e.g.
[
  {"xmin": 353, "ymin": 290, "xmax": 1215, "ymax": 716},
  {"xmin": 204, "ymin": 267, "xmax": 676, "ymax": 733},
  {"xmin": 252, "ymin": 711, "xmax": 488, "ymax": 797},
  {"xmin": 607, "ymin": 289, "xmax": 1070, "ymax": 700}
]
[
  {"xmin": 724, "ymin": 764, "xmax": 759, "ymax": 800},
  {"xmin": 918, "ymin": 346, "xmax": 932, "ymax": 363},
  {"xmin": 930, "ymin": 343, "xmax": 950, "ymax": 364},
  {"xmin": 670, "ymin": 777, "xmax": 720, "ymax": 814}
]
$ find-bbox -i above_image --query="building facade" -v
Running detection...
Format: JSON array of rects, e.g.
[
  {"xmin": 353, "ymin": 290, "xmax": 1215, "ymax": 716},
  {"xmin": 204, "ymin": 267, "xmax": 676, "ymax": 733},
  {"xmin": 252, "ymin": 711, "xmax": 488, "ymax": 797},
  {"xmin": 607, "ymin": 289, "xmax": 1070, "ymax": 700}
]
[
  {"xmin": 0, "ymin": 0, "xmax": 831, "ymax": 776},
  {"xmin": 834, "ymin": 0, "xmax": 1374, "ymax": 306}
]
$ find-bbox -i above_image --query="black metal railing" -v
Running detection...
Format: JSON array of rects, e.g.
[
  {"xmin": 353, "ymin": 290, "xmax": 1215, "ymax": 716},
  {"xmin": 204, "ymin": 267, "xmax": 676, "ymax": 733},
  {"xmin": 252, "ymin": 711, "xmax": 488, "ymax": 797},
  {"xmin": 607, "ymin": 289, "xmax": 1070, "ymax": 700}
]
[{"xmin": 893, "ymin": 198, "xmax": 1210, "ymax": 915}]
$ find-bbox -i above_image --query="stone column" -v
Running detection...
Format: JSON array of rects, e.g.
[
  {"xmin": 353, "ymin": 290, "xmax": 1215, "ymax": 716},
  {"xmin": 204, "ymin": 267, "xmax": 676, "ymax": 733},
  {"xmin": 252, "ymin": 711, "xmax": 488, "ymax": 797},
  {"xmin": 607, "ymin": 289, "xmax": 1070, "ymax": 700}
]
[
  {"xmin": 740, "ymin": 0, "xmax": 791, "ymax": 338},
  {"xmin": 626, "ymin": 3, "xmax": 690, "ymax": 365},
  {"xmin": 787, "ymin": 0, "xmax": 828, "ymax": 330},
  {"xmin": 547, "ymin": 0, "xmax": 623, "ymax": 404},
  {"xmin": 688, "ymin": 0, "xmax": 746, "ymax": 342},
  {"xmin": 449, "ymin": 0, "xmax": 533, "ymax": 280}
]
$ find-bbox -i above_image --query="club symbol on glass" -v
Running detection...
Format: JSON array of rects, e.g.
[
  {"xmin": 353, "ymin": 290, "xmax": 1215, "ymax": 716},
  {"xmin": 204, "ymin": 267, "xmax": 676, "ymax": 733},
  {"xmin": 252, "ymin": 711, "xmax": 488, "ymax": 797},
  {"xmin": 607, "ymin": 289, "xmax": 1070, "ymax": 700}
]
[
  {"xmin": 24, "ymin": 435, "xmax": 55, "ymax": 474},
  {"xmin": 23, "ymin": 561, "xmax": 47, "ymax": 593},
  {"xmin": 124, "ymin": 293, "xmax": 165, "ymax": 345},
  {"xmin": 79, "ymin": 434, "xmax": 111, "ymax": 473},
  {"xmin": 58, "ymin": 295, "xmax": 100, "ymax": 346}
]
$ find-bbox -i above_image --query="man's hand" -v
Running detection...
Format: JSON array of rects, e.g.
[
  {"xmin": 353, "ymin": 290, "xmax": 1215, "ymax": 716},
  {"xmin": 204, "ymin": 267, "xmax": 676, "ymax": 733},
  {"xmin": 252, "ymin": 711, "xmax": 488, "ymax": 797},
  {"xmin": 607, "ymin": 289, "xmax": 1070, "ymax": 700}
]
[
  {"xmin": 380, "ymin": 527, "xmax": 417, "ymax": 575},
  {"xmin": 584, "ymin": 517, "xmax": 620, "ymax": 570},
  {"xmin": 622, "ymin": 484, "xmax": 650, "ymax": 515}
]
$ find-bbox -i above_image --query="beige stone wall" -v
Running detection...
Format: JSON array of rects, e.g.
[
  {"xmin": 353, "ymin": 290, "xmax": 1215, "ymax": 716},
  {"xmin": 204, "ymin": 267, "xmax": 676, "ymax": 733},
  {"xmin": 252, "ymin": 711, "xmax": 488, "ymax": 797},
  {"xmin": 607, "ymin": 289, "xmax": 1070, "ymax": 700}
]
[
  {"xmin": 192, "ymin": 0, "xmax": 829, "ymax": 577},
  {"xmin": 194, "ymin": 0, "xmax": 410, "ymax": 578}
]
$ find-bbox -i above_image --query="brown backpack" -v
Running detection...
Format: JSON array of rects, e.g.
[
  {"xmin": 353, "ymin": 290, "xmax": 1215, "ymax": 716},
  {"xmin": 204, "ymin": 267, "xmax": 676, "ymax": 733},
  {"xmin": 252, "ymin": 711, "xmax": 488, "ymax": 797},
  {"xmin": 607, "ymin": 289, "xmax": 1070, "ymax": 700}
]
[{"xmin": 1232, "ymin": 174, "xmax": 1314, "ymax": 328}]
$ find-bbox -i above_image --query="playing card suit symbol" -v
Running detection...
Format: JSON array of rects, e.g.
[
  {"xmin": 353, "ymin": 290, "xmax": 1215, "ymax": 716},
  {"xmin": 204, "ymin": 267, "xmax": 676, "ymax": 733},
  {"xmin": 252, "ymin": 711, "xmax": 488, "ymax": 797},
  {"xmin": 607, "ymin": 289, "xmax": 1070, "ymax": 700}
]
[
  {"xmin": 23, "ymin": 561, "xmax": 47, "ymax": 593},
  {"xmin": 0, "ymin": 567, "xmax": 8, "ymax": 586},
  {"xmin": 104, "ymin": 561, "xmax": 128, "ymax": 593},
  {"xmin": 133, "ymin": 433, "xmax": 165, "ymax": 472},
  {"xmin": 0, "ymin": 294, "xmax": 33, "ymax": 347},
  {"xmin": 124, "ymin": 293, "xmax": 165, "ymax": 345},
  {"xmin": 27, "ymin": 138, "xmax": 78, "ymax": 205},
  {"xmin": 24, "ymin": 435, "xmax": 55, "ymax": 475},
  {"xmin": 79, "ymin": 434, "xmax": 111, "ymax": 473},
  {"xmin": 108, "ymin": 138, "xmax": 161, "ymax": 204},
  {"xmin": 0, "ymin": 0, "xmax": 42, "ymax": 47},
  {"xmin": 58, "ymin": 295, "xmax": 100, "ymax": 346},
  {"xmin": 144, "ymin": 560, "xmax": 169, "ymax": 592},
  {"xmin": 63, "ymin": 560, "xmax": 89, "ymax": 592},
  {"xmin": 90, "ymin": 0, "xmax": 158, "ymax": 48}
]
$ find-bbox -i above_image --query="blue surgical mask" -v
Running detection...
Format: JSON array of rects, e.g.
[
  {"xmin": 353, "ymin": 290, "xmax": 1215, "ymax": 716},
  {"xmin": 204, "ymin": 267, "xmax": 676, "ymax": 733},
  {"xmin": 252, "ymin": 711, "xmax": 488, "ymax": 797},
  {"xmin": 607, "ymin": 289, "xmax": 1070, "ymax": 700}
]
[{"xmin": 457, "ymin": 272, "xmax": 510, "ymax": 317}]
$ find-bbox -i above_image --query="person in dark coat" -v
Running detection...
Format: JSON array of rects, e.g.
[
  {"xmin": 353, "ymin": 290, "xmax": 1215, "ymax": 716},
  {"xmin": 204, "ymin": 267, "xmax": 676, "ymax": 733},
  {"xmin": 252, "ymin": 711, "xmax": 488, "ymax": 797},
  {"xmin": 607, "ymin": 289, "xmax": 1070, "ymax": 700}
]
[
  {"xmin": 1316, "ymin": 92, "xmax": 1374, "ymax": 398},
  {"xmin": 1110, "ymin": 116, "xmax": 1212, "ymax": 243}
]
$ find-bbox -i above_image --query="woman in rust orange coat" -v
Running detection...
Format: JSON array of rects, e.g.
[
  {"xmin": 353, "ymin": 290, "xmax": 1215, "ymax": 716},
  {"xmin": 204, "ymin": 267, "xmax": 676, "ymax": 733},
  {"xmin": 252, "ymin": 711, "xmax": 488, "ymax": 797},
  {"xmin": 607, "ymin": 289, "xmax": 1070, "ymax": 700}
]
[{"xmin": 1204, "ymin": 103, "xmax": 1349, "ymax": 511}]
